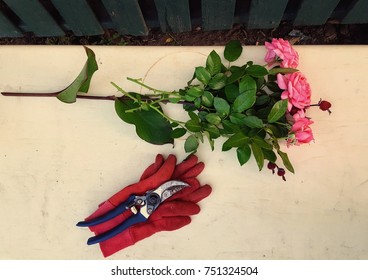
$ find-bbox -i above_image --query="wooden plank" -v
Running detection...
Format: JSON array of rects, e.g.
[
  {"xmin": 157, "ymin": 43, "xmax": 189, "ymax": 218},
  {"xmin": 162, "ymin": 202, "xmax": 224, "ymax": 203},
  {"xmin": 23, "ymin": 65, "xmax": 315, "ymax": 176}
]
[
  {"xmin": 248, "ymin": 0, "xmax": 289, "ymax": 29},
  {"xmin": 2, "ymin": 0, "xmax": 64, "ymax": 36},
  {"xmin": 0, "ymin": 11, "xmax": 22, "ymax": 37},
  {"xmin": 101, "ymin": 0, "xmax": 148, "ymax": 36},
  {"xmin": 342, "ymin": 0, "xmax": 368, "ymax": 24},
  {"xmin": 294, "ymin": 0, "xmax": 340, "ymax": 26},
  {"xmin": 153, "ymin": 0, "xmax": 191, "ymax": 33},
  {"xmin": 51, "ymin": 0, "xmax": 103, "ymax": 36},
  {"xmin": 202, "ymin": 0, "xmax": 236, "ymax": 31}
]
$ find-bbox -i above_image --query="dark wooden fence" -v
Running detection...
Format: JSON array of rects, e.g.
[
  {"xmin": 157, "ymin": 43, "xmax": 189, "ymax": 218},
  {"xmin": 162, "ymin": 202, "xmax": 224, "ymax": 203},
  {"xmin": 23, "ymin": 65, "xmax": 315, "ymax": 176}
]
[{"xmin": 0, "ymin": 0, "xmax": 367, "ymax": 38}]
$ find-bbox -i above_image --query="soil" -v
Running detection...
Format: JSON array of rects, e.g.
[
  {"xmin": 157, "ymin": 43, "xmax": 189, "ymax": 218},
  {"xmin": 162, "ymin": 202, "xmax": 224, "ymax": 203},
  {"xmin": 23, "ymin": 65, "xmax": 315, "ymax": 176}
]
[{"xmin": 1, "ymin": 22, "xmax": 367, "ymax": 46}]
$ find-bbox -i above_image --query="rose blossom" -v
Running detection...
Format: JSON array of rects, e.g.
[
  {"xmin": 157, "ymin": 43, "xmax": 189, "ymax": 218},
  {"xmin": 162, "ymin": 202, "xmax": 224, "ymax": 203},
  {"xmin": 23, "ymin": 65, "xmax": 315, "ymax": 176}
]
[
  {"xmin": 277, "ymin": 72, "xmax": 311, "ymax": 111},
  {"xmin": 264, "ymin": 38, "xmax": 299, "ymax": 68},
  {"xmin": 289, "ymin": 110, "xmax": 314, "ymax": 145}
]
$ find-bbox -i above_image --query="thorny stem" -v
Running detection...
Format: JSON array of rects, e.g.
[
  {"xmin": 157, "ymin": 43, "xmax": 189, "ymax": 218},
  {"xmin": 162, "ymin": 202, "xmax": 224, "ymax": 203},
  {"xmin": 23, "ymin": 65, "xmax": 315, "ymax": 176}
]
[
  {"xmin": 127, "ymin": 77, "xmax": 180, "ymax": 97},
  {"xmin": 1, "ymin": 88, "xmax": 193, "ymax": 107},
  {"xmin": 149, "ymin": 104, "xmax": 185, "ymax": 125},
  {"xmin": 1, "ymin": 91, "xmax": 117, "ymax": 101}
]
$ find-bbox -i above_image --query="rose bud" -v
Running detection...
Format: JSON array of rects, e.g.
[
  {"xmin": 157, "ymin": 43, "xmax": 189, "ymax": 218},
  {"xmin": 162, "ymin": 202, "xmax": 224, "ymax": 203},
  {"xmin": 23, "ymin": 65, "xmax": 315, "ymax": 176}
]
[
  {"xmin": 267, "ymin": 162, "xmax": 277, "ymax": 174},
  {"xmin": 319, "ymin": 100, "xmax": 332, "ymax": 114},
  {"xmin": 277, "ymin": 168, "xmax": 286, "ymax": 181}
]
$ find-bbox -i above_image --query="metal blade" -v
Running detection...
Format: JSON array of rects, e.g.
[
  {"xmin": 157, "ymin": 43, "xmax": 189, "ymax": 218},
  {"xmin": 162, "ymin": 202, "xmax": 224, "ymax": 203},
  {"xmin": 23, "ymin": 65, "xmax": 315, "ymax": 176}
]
[
  {"xmin": 142, "ymin": 180, "xmax": 190, "ymax": 217},
  {"xmin": 157, "ymin": 180, "xmax": 190, "ymax": 202}
]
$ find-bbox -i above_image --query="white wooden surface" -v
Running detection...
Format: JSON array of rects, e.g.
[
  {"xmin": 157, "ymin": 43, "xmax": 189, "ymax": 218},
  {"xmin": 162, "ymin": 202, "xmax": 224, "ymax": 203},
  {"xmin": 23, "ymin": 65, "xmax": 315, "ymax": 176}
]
[{"xmin": 0, "ymin": 45, "xmax": 367, "ymax": 259}]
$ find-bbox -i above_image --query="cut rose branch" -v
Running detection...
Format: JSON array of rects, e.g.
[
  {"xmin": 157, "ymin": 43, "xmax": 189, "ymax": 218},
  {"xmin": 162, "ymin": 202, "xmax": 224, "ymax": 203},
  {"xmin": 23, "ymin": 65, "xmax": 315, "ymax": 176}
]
[{"xmin": 1, "ymin": 39, "xmax": 331, "ymax": 180}]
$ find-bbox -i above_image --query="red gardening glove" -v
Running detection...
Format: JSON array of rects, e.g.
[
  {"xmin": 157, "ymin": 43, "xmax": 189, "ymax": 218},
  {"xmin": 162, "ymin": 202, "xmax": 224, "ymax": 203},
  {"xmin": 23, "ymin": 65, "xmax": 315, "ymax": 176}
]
[{"xmin": 84, "ymin": 154, "xmax": 211, "ymax": 257}]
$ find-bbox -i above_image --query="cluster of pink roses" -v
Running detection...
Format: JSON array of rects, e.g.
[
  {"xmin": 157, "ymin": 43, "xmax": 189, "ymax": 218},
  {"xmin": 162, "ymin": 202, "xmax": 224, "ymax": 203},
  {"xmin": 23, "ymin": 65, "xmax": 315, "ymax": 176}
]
[{"xmin": 265, "ymin": 38, "xmax": 315, "ymax": 145}]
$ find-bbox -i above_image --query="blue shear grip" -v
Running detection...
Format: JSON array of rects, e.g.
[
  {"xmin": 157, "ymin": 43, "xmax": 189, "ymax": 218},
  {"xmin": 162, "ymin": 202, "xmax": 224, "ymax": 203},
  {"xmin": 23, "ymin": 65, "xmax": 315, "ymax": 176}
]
[
  {"xmin": 76, "ymin": 195, "xmax": 136, "ymax": 227},
  {"xmin": 87, "ymin": 212, "xmax": 147, "ymax": 245}
]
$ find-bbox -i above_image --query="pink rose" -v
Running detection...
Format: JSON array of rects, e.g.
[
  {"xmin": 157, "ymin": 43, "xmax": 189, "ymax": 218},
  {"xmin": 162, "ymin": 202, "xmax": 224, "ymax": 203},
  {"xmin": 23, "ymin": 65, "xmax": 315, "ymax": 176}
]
[
  {"xmin": 277, "ymin": 72, "xmax": 311, "ymax": 111},
  {"xmin": 265, "ymin": 38, "xmax": 299, "ymax": 68},
  {"xmin": 289, "ymin": 110, "xmax": 314, "ymax": 145}
]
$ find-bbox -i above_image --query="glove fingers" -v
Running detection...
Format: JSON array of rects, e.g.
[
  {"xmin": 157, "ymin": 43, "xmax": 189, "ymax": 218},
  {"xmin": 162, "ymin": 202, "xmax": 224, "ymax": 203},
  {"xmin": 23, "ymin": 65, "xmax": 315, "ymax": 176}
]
[
  {"xmin": 135, "ymin": 154, "xmax": 177, "ymax": 192},
  {"xmin": 109, "ymin": 154, "xmax": 177, "ymax": 206},
  {"xmin": 140, "ymin": 154, "xmax": 165, "ymax": 181},
  {"xmin": 181, "ymin": 184, "xmax": 212, "ymax": 203},
  {"xmin": 179, "ymin": 162, "xmax": 205, "ymax": 180},
  {"xmin": 150, "ymin": 201, "xmax": 200, "ymax": 220},
  {"xmin": 172, "ymin": 154, "xmax": 198, "ymax": 178}
]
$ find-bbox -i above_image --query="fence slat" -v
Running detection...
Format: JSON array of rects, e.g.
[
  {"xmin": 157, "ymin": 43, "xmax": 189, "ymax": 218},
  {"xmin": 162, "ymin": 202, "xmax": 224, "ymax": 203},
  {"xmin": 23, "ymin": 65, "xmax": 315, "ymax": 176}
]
[
  {"xmin": 342, "ymin": 0, "xmax": 368, "ymax": 24},
  {"xmin": 0, "ymin": 12, "xmax": 22, "ymax": 37},
  {"xmin": 51, "ymin": 0, "xmax": 103, "ymax": 36},
  {"xmin": 294, "ymin": 0, "xmax": 340, "ymax": 26},
  {"xmin": 202, "ymin": 0, "xmax": 236, "ymax": 31},
  {"xmin": 247, "ymin": 0, "xmax": 289, "ymax": 29},
  {"xmin": 154, "ymin": 0, "xmax": 191, "ymax": 33},
  {"xmin": 2, "ymin": 0, "xmax": 64, "ymax": 36},
  {"xmin": 101, "ymin": 0, "xmax": 148, "ymax": 36}
]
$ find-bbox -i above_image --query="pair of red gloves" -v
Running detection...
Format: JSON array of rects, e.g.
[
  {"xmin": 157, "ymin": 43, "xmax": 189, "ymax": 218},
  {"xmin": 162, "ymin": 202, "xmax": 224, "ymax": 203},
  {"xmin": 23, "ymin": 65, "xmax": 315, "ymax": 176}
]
[{"xmin": 83, "ymin": 154, "xmax": 212, "ymax": 257}]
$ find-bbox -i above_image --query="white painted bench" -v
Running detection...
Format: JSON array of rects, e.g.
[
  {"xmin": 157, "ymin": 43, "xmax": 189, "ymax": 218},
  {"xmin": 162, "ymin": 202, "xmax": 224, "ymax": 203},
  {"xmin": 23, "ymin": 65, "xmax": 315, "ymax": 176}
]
[{"xmin": 0, "ymin": 45, "xmax": 367, "ymax": 259}]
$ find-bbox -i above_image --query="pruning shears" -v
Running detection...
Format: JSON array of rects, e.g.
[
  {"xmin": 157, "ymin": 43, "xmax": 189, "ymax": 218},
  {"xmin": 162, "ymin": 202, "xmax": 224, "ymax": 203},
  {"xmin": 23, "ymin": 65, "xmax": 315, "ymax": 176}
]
[{"xmin": 76, "ymin": 180, "xmax": 189, "ymax": 245}]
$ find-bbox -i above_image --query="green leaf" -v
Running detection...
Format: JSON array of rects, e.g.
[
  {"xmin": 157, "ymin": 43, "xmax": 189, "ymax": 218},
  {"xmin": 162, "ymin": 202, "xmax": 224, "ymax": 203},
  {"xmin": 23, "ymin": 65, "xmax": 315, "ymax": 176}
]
[
  {"xmin": 205, "ymin": 132, "xmax": 215, "ymax": 151},
  {"xmin": 266, "ymin": 82, "xmax": 281, "ymax": 92},
  {"xmin": 205, "ymin": 113, "xmax": 222, "ymax": 125},
  {"xmin": 194, "ymin": 97, "xmax": 201, "ymax": 108},
  {"xmin": 241, "ymin": 116, "xmax": 264, "ymax": 128},
  {"xmin": 201, "ymin": 91, "xmax": 214, "ymax": 107},
  {"xmin": 245, "ymin": 65, "xmax": 268, "ymax": 77},
  {"xmin": 267, "ymin": 99, "xmax": 288, "ymax": 123},
  {"xmin": 115, "ymin": 97, "xmax": 173, "ymax": 145},
  {"xmin": 229, "ymin": 113, "xmax": 247, "ymax": 125},
  {"xmin": 239, "ymin": 76, "xmax": 256, "ymax": 95},
  {"xmin": 197, "ymin": 111, "xmax": 208, "ymax": 122},
  {"xmin": 263, "ymin": 149, "xmax": 277, "ymax": 163},
  {"xmin": 168, "ymin": 97, "xmax": 182, "ymax": 103},
  {"xmin": 195, "ymin": 66, "xmax": 211, "ymax": 84},
  {"xmin": 233, "ymin": 91, "xmax": 256, "ymax": 113},
  {"xmin": 277, "ymin": 150, "xmax": 295, "ymax": 173},
  {"xmin": 188, "ymin": 111, "xmax": 200, "ymax": 122},
  {"xmin": 221, "ymin": 120, "xmax": 241, "ymax": 134},
  {"xmin": 208, "ymin": 73, "xmax": 227, "ymax": 90},
  {"xmin": 183, "ymin": 103, "xmax": 196, "ymax": 112},
  {"xmin": 202, "ymin": 123, "xmax": 221, "ymax": 139},
  {"xmin": 222, "ymin": 132, "xmax": 249, "ymax": 151},
  {"xmin": 171, "ymin": 128, "xmax": 187, "ymax": 138},
  {"xmin": 206, "ymin": 50, "xmax": 222, "ymax": 76},
  {"xmin": 227, "ymin": 66, "xmax": 246, "ymax": 84},
  {"xmin": 251, "ymin": 136, "xmax": 272, "ymax": 149},
  {"xmin": 214, "ymin": 97, "xmax": 230, "ymax": 115},
  {"xmin": 255, "ymin": 94, "xmax": 271, "ymax": 106},
  {"xmin": 251, "ymin": 142, "xmax": 264, "ymax": 171},
  {"xmin": 225, "ymin": 84, "xmax": 239, "ymax": 103},
  {"xmin": 224, "ymin": 40, "xmax": 243, "ymax": 62},
  {"xmin": 185, "ymin": 119, "xmax": 201, "ymax": 132},
  {"xmin": 195, "ymin": 132, "xmax": 204, "ymax": 143},
  {"xmin": 57, "ymin": 46, "xmax": 98, "ymax": 103},
  {"xmin": 269, "ymin": 68, "xmax": 299, "ymax": 75},
  {"xmin": 79, "ymin": 47, "xmax": 98, "ymax": 92},
  {"xmin": 237, "ymin": 145, "xmax": 251, "ymax": 166},
  {"xmin": 185, "ymin": 86, "xmax": 202, "ymax": 101},
  {"xmin": 184, "ymin": 135, "xmax": 199, "ymax": 153},
  {"xmin": 267, "ymin": 124, "xmax": 289, "ymax": 138}
]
